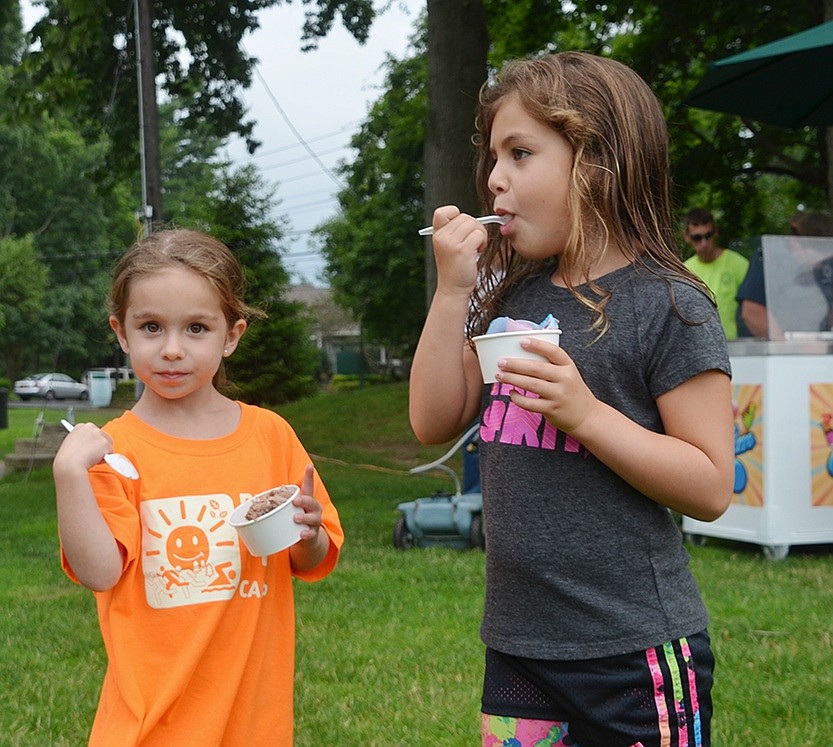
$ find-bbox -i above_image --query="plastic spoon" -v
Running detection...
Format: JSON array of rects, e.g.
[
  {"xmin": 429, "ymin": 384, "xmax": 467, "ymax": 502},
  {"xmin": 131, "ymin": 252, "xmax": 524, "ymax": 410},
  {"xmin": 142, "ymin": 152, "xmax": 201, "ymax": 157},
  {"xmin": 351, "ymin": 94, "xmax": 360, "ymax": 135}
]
[
  {"xmin": 60, "ymin": 419, "xmax": 139, "ymax": 480},
  {"xmin": 418, "ymin": 214, "xmax": 510, "ymax": 236}
]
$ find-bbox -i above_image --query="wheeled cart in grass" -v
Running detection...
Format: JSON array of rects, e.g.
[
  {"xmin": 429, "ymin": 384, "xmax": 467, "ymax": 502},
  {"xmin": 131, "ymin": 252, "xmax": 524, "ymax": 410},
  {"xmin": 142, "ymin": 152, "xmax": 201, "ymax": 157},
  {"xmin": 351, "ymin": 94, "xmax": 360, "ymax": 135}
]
[{"xmin": 393, "ymin": 423, "xmax": 484, "ymax": 550}]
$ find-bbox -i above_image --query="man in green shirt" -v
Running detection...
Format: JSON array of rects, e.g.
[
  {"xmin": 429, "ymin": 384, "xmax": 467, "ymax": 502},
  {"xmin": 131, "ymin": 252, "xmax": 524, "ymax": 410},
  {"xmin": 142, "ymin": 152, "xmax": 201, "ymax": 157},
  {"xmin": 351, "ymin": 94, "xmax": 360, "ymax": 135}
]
[{"xmin": 683, "ymin": 208, "xmax": 749, "ymax": 339}]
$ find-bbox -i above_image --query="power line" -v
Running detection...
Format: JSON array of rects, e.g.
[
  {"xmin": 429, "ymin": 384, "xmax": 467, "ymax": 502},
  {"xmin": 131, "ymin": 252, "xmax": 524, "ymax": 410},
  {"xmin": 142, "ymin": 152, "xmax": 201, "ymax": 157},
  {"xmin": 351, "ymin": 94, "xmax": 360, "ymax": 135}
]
[
  {"xmin": 279, "ymin": 186, "xmax": 338, "ymax": 203},
  {"xmin": 235, "ymin": 122, "xmax": 360, "ymax": 161},
  {"xmin": 271, "ymin": 169, "xmax": 340, "ymax": 185},
  {"xmin": 282, "ymin": 197, "xmax": 339, "ymax": 213},
  {"xmin": 246, "ymin": 45, "xmax": 345, "ymax": 190},
  {"xmin": 258, "ymin": 145, "xmax": 346, "ymax": 172}
]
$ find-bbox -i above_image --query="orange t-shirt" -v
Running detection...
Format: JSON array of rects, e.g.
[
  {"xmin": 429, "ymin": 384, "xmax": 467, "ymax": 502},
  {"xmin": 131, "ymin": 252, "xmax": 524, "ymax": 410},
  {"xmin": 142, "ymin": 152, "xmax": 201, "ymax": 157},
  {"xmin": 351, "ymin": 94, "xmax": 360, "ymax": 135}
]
[{"xmin": 61, "ymin": 403, "xmax": 343, "ymax": 746}]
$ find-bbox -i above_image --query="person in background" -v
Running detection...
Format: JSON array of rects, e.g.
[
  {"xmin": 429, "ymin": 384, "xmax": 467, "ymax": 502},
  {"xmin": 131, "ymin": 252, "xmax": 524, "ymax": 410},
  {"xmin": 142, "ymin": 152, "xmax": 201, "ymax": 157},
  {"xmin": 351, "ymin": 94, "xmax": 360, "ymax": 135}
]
[
  {"xmin": 52, "ymin": 228, "xmax": 343, "ymax": 745},
  {"xmin": 797, "ymin": 210, "xmax": 833, "ymax": 238},
  {"xmin": 736, "ymin": 210, "xmax": 833, "ymax": 338},
  {"xmin": 683, "ymin": 208, "xmax": 749, "ymax": 339},
  {"xmin": 789, "ymin": 209, "xmax": 805, "ymax": 234}
]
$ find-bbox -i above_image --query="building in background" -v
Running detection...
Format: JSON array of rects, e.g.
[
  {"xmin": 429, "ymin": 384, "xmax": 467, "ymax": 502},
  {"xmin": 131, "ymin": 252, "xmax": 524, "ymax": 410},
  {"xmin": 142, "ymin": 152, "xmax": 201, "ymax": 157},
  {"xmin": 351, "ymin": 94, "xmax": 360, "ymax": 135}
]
[{"xmin": 286, "ymin": 284, "xmax": 400, "ymax": 378}]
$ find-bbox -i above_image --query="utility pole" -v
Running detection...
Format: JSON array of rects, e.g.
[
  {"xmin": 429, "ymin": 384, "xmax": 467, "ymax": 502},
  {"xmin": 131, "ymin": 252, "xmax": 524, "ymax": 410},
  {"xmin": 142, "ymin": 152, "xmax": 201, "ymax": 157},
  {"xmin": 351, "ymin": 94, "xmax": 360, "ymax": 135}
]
[{"xmin": 134, "ymin": 0, "xmax": 163, "ymax": 235}]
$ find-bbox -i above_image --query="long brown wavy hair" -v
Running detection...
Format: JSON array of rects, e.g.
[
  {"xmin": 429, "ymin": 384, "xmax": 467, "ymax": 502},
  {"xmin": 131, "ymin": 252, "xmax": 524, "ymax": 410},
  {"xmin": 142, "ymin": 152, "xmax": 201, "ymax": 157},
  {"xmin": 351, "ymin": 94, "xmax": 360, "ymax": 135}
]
[{"xmin": 469, "ymin": 51, "xmax": 710, "ymax": 339}]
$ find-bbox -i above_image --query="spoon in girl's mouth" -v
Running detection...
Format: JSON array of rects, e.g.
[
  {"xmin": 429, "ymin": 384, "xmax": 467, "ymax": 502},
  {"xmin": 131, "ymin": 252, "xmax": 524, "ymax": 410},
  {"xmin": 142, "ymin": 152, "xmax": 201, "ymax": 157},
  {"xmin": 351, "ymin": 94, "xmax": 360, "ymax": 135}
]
[
  {"xmin": 418, "ymin": 214, "xmax": 510, "ymax": 236},
  {"xmin": 60, "ymin": 419, "xmax": 140, "ymax": 480}
]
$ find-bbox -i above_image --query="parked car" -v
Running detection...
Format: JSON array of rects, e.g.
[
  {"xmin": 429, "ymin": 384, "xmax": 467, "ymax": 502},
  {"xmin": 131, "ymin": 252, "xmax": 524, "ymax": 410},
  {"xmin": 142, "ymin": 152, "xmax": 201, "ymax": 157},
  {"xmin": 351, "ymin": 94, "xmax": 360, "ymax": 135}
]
[{"xmin": 13, "ymin": 373, "xmax": 89, "ymax": 401}]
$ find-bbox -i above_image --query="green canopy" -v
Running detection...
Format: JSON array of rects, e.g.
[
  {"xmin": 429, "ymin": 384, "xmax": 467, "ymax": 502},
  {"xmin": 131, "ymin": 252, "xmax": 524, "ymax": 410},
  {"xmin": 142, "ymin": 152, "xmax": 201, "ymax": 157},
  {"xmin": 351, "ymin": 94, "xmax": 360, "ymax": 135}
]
[{"xmin": 684, "ymin": 19, "xmax": 833, "ymax": 127}]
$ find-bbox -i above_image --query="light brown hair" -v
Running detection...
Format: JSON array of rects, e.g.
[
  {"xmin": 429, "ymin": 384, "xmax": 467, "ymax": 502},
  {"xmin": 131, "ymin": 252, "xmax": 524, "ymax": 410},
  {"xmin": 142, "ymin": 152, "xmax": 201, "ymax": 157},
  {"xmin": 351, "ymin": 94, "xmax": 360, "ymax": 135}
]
[
  {"xmin": 109, "ymin": 228, "xmax": 265, "ymax": 387},
  {"xmin": 470, "ymin": 51, "xmax": 708, "ymax": 337}
]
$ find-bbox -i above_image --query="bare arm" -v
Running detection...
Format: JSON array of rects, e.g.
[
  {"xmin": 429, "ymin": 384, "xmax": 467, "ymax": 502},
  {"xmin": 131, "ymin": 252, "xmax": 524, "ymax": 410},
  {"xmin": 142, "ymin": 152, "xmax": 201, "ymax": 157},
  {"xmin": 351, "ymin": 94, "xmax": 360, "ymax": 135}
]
[
  {"xmin": 409, "ymin": 207, "xmax": 488, "ymax": 444},
  {"xmin": 496, "ymin": 339, "xmax": 734, "ymax": 521},
  {"xmin": 52, "ymin": 425, "xmax": 123, "ymax": 591},
  {"xmin": 740, "ymin": 299, "xmax": 781, "ymax": 339},
  {"xmin": 409, "ymin": 293, "xmax": 484, "ymax": 443},
  {"xmin": 574, "ymin": 371, "xmax": 734, "ymax": 520}
]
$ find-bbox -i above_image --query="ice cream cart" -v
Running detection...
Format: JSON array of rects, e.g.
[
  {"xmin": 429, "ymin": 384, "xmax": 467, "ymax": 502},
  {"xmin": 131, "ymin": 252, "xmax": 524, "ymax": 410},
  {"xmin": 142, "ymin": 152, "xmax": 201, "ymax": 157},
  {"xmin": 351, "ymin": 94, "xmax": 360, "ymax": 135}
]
[{"xmin": 682, "ymin": 235, "xmax": 833, "ymax": 559}]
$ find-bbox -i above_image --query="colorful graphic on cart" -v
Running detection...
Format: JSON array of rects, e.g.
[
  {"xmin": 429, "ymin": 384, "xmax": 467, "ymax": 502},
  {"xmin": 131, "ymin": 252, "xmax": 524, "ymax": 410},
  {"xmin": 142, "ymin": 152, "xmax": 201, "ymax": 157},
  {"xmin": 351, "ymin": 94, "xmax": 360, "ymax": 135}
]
[
  {"xmin": 822, "ymin": 413, "xmax": 833, "ymax": 477},
  {"xmin": 809, "ymin": 384, "xmax": 833, "ymax": 507},
  {"xmin": 141, "ymin": 493, "xmax": 244, "ymax": 609},
  {"xmin": 731, "ymin": 385, "xmax": 764, "ymax": 506}
]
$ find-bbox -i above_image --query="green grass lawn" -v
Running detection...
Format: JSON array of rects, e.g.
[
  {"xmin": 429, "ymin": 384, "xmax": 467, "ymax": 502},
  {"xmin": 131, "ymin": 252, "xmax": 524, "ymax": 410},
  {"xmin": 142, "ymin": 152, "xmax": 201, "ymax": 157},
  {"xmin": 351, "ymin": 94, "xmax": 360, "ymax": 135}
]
[{"xmin": 1, "ymin": 387, "xmax": 832, "ymax": 745}]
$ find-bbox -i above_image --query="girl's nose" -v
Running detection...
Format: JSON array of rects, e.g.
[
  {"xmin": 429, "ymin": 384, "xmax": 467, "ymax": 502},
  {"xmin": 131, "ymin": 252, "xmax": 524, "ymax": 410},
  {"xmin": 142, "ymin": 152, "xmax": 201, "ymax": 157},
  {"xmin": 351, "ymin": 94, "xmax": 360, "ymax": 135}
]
[
  {"xmin": 487, "ymin": 161, "xmax": 506, "ymax": 195},
  {"xmin": 161, "ymin": 334, "xmax": 184, "ymax": 359}
]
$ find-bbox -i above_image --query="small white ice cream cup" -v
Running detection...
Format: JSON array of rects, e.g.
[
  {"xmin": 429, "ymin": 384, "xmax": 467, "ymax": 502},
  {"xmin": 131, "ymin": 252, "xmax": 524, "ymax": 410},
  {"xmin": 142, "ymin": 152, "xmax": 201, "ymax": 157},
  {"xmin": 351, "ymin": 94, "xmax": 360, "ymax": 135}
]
[
  {"xmin": 229, "ymin": 484, "xmax": 303, "ymax": 556},
  {"xmin": 472, "ymin": 328, "xmax": 562, "ymax": 383}
]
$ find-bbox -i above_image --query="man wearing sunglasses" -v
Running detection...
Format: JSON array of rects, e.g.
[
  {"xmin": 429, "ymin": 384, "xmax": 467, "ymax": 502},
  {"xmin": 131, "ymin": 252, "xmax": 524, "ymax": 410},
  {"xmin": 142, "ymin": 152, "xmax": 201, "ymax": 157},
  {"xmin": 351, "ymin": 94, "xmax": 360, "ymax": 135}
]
[{"xmin": 683, "ymin": 208, "xmax": 749, "ymax": 340}]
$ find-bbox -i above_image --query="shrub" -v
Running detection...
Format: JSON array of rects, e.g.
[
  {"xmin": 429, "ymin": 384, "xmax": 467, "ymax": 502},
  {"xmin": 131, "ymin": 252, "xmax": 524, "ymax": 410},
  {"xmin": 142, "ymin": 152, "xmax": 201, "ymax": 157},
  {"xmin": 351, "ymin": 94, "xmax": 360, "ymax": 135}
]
[{"xmin": 113, "ymin": 380, "xmax": 137, "ymax": 403}]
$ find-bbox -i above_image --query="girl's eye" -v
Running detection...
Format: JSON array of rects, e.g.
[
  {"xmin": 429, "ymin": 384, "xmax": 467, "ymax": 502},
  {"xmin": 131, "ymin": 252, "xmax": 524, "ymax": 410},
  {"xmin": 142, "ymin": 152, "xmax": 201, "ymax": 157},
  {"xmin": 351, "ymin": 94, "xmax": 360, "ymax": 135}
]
[
  {"xmin": 143, "ymin": 322, "xmax": 160, "ymax": 333},
  {"xmin": 512, "ymin": 148, "xmax": 531, "ymax": 160},
  {"xmin": 189, "ymin": 323, "xmax": 206, "ymax": 334}
]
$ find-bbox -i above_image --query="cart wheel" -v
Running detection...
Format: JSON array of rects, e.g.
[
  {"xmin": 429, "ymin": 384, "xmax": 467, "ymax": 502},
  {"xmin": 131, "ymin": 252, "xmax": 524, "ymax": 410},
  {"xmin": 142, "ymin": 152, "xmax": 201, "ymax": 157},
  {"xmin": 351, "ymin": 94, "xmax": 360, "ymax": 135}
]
[
  {"xmin": 470, "ymin": 513, "xmax": 486, "ymax": 550},
  {"xmin": 393, "ymin": 514, "xmax": 415, "ymax": 550},
  {"xmin": 683, "ymin": 533, "xmax": 707, "ymax": 547},
  {"xmin": 762, "ymin": 544, "xmax": 789, "ymax": 561}
]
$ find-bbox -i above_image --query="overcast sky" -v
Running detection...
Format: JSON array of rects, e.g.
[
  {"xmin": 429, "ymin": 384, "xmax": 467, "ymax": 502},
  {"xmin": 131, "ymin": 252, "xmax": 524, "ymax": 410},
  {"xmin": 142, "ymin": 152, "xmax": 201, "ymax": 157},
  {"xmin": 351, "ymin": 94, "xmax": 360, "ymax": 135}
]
[{"xmin": 22, "ymin": 1, "xmax": 424, "ymax": 285}]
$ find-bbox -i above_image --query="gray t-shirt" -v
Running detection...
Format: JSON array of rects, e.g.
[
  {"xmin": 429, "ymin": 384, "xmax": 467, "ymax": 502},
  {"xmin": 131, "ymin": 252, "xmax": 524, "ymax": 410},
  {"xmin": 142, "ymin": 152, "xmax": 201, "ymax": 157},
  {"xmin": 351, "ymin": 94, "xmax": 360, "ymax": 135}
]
[{"xmin": 478, "ymin": 262, "xmax": 730, "ymax": 660}]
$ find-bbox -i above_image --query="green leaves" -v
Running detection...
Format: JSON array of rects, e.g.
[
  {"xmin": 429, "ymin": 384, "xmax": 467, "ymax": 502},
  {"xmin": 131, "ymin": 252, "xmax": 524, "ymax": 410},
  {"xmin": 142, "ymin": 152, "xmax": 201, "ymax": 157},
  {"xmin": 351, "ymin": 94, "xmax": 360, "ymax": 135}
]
[
  {"xmin": 317, "ymin": 50, "xmax": 427, "ymax": 353},
  {"xmin": 11, "ymin": 0, "xmax": 378, "ymax": 184}
]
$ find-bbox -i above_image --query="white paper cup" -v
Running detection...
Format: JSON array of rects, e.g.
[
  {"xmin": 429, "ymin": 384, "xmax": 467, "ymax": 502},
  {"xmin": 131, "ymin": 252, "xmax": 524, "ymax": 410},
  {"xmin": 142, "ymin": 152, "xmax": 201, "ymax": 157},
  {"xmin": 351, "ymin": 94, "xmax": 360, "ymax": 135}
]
[
  {"xmin": 229, "ymin": 485, "xmax": 303, "ymax": 556},
  {"xmin": 472, "ymin": 328, "xmax": 562, "ymax": 383}
]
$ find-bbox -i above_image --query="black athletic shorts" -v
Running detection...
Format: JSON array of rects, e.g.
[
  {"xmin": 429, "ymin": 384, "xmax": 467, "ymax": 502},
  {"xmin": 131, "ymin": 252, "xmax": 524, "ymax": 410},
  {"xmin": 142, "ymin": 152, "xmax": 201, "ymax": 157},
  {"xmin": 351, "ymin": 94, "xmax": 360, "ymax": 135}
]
[{"xmin": 481, "ymin": 630, "xmax": 714, "ymax": 747}]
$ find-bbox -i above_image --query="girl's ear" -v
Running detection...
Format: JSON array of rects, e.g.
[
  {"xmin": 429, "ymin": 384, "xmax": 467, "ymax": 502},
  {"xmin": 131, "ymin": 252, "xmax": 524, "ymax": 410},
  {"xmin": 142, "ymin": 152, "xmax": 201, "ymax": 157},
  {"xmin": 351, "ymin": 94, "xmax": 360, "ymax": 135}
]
[
  {"xmin": 109, "ymin": 316, "xmax": 129, "ymax": 354},
  {"xmin": 223, "ymin": 319, "xmax": 247, "ymax": 357}
]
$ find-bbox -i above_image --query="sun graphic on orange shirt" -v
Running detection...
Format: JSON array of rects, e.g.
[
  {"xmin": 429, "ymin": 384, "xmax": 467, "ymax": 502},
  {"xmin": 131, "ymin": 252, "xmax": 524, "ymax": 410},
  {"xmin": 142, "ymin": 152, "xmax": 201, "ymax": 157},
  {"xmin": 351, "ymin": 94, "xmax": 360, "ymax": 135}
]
[{"xmin": 141, "ymin": 494, "xmax": 241, "ymax": 608}]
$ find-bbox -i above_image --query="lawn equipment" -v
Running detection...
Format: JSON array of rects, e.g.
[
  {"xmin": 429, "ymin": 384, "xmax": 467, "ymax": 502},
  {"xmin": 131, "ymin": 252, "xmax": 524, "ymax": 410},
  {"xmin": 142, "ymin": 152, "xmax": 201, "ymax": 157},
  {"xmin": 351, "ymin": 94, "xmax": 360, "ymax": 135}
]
[{"xmin": 393, "ymin": 423, "xmax": 484, "ymax": 550}]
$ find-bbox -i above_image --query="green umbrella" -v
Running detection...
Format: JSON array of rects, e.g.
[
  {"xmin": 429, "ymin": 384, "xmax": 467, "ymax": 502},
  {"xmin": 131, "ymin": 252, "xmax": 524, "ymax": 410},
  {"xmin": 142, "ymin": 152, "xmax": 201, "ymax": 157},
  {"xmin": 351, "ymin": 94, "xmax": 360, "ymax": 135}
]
[{"xmin": 684, "ymin": 19, "xmax": 833, "ymax": 127}]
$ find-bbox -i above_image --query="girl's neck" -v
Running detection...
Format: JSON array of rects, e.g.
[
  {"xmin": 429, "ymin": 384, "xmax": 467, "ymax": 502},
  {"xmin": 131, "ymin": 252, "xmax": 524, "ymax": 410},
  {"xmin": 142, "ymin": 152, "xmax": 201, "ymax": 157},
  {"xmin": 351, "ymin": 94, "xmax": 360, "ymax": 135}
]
[
  {"xmin": 130, "ymin": 387, "xmax": 242, "ymax": 439},
  {"xmin": 550, "ymin": 243, "xmax": 633, "ymax": 288}
]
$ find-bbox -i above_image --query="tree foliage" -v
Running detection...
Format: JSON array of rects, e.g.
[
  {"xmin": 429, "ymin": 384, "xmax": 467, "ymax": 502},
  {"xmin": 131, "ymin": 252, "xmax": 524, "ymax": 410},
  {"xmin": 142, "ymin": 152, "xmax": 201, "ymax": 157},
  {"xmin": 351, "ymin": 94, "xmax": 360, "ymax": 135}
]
[
  {"xmin": 0, "ymin": 1, "xmax": 23, "ymax": 65},
  {"xmin": 317, "ymin": 1, "xmax": 831, "ymax": 356},
  {"xmin": 0, "ymin": 24, "xmax": 137, "ymax": 382},
  {"xmin": 197, "ymin": 166, "xmax": 320, "ymax": 405},
  {"xmin": 563, "ymin": 1, "xmax": 829, "ymax": 237},
  {"xmin": 9, "ymin": 0, "xmax": 378, "ymax": 186},
  {"xmin": 318, "ymin": 46, "xmax": 427, "ymax": 353},
  {"xmin": 0, "ymin": 234, "xmax": 50, "ymax": 380},
  {"xmin": 2, "ymin": 0, "xmax": 319, "ymax": 403},
  {"xmin": 483, "ymin": 1, "xmax": 830, "ymax": 229},
  {"xmin": 8, "ymin": 0, "xmax": 832, "ymax": 372}
]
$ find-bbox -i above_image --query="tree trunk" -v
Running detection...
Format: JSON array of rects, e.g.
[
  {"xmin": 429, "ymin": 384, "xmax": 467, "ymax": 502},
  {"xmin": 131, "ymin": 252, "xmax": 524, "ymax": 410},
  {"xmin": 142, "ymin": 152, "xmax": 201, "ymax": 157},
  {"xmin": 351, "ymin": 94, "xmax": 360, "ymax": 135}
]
[{"xmin": 423, "ymin": 0, "xmax": 489, "ymax": 308}]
